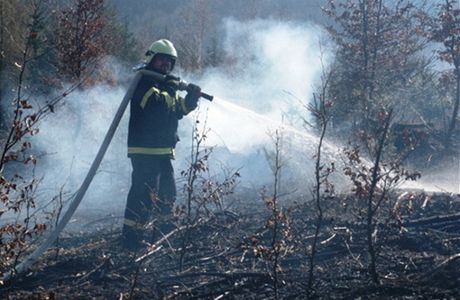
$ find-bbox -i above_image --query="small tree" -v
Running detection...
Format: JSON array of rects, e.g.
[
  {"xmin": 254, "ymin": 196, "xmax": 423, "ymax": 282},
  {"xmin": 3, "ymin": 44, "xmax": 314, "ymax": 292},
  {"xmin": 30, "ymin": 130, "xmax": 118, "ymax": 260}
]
[
  {"xmin": 0, "ymin": 0, "xmax": 64, "ymax": 283},
  {"xmin": 343, "ymin": 108, "xmax": 420, "ymax": 284},
  {"xmin": 0, "ymin": 0, "xmax": 83, "ymax": 283},
  {"xmin": 306, "ymin": 54, "xmax": 334, "ymax": 296},
  {"xmin": 265, "ymin": 130, "xmax": 286, "ymax": 299},
  {"xmin": 55, "ymin": 0, "xmax": 107, "ymax": 81},
  {"xmin": 324, "ymin": 0, "xmax": 430, "ymax": 133},
  {"xmin": 177, "ymin": 117, "xmax": 239, "ymax": 271},
  {"xmin": 249, "ymin": 130, "xmax": 292, "ymax": 300},
  {"xmin": 430, "ymin": 0, "xmax": 460, "ymax": 149}
]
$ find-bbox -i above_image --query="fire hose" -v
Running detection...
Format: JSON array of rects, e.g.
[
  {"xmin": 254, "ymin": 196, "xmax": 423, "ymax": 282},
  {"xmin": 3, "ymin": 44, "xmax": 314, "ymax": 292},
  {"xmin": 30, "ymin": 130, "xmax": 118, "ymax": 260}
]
[{"xmin": 2, "ymin": 69, "xmax": 213, "ymax": 282}]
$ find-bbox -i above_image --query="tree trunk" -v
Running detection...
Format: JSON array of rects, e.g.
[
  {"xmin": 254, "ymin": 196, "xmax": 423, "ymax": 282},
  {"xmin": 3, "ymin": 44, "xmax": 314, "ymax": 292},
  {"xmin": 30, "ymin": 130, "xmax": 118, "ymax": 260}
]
[{"xmin": 446, "ymin": 65, "xmax": 459, "ymax": 149}]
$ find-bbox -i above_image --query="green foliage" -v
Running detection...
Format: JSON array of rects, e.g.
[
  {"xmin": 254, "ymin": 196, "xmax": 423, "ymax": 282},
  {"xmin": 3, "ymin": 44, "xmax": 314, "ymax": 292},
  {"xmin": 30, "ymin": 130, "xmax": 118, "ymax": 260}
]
[{"xmin": 105, "ymin": 17, "xmax": 139, "ymax": 66}]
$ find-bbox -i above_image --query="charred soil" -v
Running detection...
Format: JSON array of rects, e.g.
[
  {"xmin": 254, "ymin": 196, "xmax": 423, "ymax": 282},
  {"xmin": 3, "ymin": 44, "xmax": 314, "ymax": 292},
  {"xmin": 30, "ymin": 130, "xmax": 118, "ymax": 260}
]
[{"xmin": 1, "ymin": 191, "xmax": 460, "ymax": 299}]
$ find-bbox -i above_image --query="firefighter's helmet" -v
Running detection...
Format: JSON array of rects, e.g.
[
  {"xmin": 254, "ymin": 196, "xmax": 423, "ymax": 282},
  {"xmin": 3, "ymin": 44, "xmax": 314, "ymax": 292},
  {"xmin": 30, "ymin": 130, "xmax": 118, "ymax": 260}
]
[{"xmin": 145, "ymin": 39, "xmax": 177, "ymax": 69}]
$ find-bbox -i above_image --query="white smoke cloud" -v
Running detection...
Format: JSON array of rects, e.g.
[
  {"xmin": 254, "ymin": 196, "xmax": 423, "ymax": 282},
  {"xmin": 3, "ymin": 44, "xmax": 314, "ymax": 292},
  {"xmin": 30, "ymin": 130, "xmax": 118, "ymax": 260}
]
[
  {"xmin": 28, "ymin": 18, "xmax": 458, "ymax": 229},
  {"xmin": 30, "ymin": 19, "xmax": 334, "ymax": 224},
  {"xmin": 190, "ymin": 19, "xmax": 330, "ymax": 153},
  {"xmin": 34, "ymin": 83, "xmax": 130, "ymax": 216},
  {"xmin": 172, "ymin": 19, "xmax": 335, "ymax": 191}
]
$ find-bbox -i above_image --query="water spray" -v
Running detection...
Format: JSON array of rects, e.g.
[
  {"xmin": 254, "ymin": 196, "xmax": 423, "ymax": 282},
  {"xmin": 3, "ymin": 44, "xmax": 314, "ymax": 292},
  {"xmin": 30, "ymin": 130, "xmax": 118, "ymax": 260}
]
[{"xmin": 211, "ymin": 96, "xmax": 341, "ymax": 156}]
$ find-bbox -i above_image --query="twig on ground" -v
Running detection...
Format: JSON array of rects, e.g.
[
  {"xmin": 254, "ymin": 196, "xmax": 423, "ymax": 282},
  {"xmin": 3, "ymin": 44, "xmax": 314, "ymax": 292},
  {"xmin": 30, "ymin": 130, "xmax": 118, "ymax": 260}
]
[
  {"xmin": 135, "ymin": 225, "xmax": 188, "ymax": 263},
  {"xmin": 418, "ymin": 253, "xmax": 460, "ymax": 280}
]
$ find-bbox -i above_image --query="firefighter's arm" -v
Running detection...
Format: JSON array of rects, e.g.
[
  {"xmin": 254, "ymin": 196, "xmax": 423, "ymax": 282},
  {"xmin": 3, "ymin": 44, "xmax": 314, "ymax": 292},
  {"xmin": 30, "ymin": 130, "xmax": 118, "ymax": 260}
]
[
  {"xmin": 137, "ymin": 73, "xmax": 181, "ymax": 109},
  {"xmin": 162, "ymin": 76, "xmax": 201, "ymax": 115},
  {"xmin": 139, "ymin": 86, "xmax": 175, "ymax": 110}
]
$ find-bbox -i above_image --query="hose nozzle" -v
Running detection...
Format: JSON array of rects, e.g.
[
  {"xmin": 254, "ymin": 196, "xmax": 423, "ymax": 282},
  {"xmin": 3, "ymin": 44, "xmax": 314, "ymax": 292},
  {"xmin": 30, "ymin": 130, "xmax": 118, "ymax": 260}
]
[{"xmin": 179, "ymin": 81, "xmax": 213, "ymax": 101}]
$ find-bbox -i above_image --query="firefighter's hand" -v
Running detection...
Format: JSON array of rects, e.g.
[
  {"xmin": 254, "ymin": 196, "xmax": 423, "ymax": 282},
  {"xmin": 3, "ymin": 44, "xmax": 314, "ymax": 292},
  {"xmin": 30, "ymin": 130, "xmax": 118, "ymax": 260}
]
[
  {"xmin": 185, "ymin": 83, "xmax": 201, "ymax": 109},
  {"xmin": 164, "ymin": 75, "xmax": 181, "ymax": 94},
  {"xmin": 186, "ymin": 83, "xmax": 201, "ymax": 99}
]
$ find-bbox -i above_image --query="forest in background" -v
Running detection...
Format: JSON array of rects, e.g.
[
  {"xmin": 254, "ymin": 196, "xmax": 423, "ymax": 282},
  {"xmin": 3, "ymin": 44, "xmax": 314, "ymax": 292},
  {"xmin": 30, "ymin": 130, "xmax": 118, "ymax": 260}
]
[
  {"xmin": 0, "ymin": 0, "xmax": 459, "ymax": 298},
  {"xmin": 1, "ymin": 0, "xmax": 458, "ymax": 156}
]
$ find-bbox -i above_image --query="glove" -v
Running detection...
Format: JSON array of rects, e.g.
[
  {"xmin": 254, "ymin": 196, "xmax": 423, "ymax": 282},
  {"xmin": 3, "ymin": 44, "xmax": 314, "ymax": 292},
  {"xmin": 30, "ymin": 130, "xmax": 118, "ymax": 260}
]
[
  {"xmin": 186, "ymin": 83, "xmax": 201, "ymax": 99},
  {"xmin": 164, "ymin": 75, "xmax": 181, "ymax": 94},
  {"xmin": 184, "ymin": 83, "xmax": 201, "ymax": 110}
]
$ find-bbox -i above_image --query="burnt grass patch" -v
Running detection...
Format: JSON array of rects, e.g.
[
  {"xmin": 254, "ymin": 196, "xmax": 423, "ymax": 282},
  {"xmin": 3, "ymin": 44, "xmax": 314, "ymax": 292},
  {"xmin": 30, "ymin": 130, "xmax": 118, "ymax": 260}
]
[{"xmin": 1, "ymin": 191, "xmax": 460, "ymax": 299}]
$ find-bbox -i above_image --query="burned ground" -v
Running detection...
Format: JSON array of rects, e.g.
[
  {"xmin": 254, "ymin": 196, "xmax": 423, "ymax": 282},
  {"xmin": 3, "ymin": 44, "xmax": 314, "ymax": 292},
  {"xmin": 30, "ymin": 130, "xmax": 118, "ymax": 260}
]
[{"xmin": 1, "ymin": 191, "xmax": 460, "ymax": 299}]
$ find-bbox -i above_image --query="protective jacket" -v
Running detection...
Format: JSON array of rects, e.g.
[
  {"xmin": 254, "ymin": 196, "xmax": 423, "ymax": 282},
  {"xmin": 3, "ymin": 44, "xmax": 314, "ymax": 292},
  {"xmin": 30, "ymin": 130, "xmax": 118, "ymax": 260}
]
[{"xmin": 127, "ymin": 74, "xmax": 195, "ymax": 157}]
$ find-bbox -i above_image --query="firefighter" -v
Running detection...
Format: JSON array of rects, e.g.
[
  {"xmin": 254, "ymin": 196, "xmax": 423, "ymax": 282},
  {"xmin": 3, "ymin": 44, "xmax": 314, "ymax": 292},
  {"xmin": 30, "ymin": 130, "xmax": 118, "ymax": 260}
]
[{"xmin": 121, "ymin": 39, "xmax": 201, "ymax": 250}]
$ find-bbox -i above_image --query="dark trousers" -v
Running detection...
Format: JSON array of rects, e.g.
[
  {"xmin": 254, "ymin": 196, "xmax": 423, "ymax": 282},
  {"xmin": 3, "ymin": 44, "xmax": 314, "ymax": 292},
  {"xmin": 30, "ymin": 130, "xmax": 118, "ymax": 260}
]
[{"xmin": 122, "ymin": 155, "xmax": 176, "ymax": 246}]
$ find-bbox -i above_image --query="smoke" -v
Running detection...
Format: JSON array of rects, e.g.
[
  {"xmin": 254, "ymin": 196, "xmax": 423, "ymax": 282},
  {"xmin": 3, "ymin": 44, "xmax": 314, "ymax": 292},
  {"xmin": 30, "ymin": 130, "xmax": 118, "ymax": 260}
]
[
  {"xmin": 188, "ymin": 19, "xmax": 329, "ymax": 151},
  {"xmin": 176, "ymin": 19, "xmax": 333, "ymax": 189},
  {"xmin": 31, "ymin": 19, "xmax": 333, "ymax": 226},
  {"xmin": 27, "ymin": 19, "xmax": 329, "ymax": 228},
  {"xmin": 25, "ymin": 18, "xmax": 459, "ymax": 231},
  {"xmin": 33, "ymin": 83, "xmax": 131, "ymax": 216}
]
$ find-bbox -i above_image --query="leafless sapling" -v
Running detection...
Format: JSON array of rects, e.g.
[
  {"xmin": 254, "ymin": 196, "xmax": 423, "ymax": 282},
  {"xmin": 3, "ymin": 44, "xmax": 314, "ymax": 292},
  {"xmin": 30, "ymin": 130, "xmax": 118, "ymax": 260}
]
[
  {"xmin": 343, "ymin": 108, "xmax": 421, "ymax": 284},
  {"xmin": 176, "ymin": 115, "xmax": 239, "ymax": 272},
  {"xmin": 306, "ymin": 60, "xmax": 334, "ymax": 296},
  {"xmin": 249, "ymin": 129, "xmax": 292, "ymax": 300}
]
